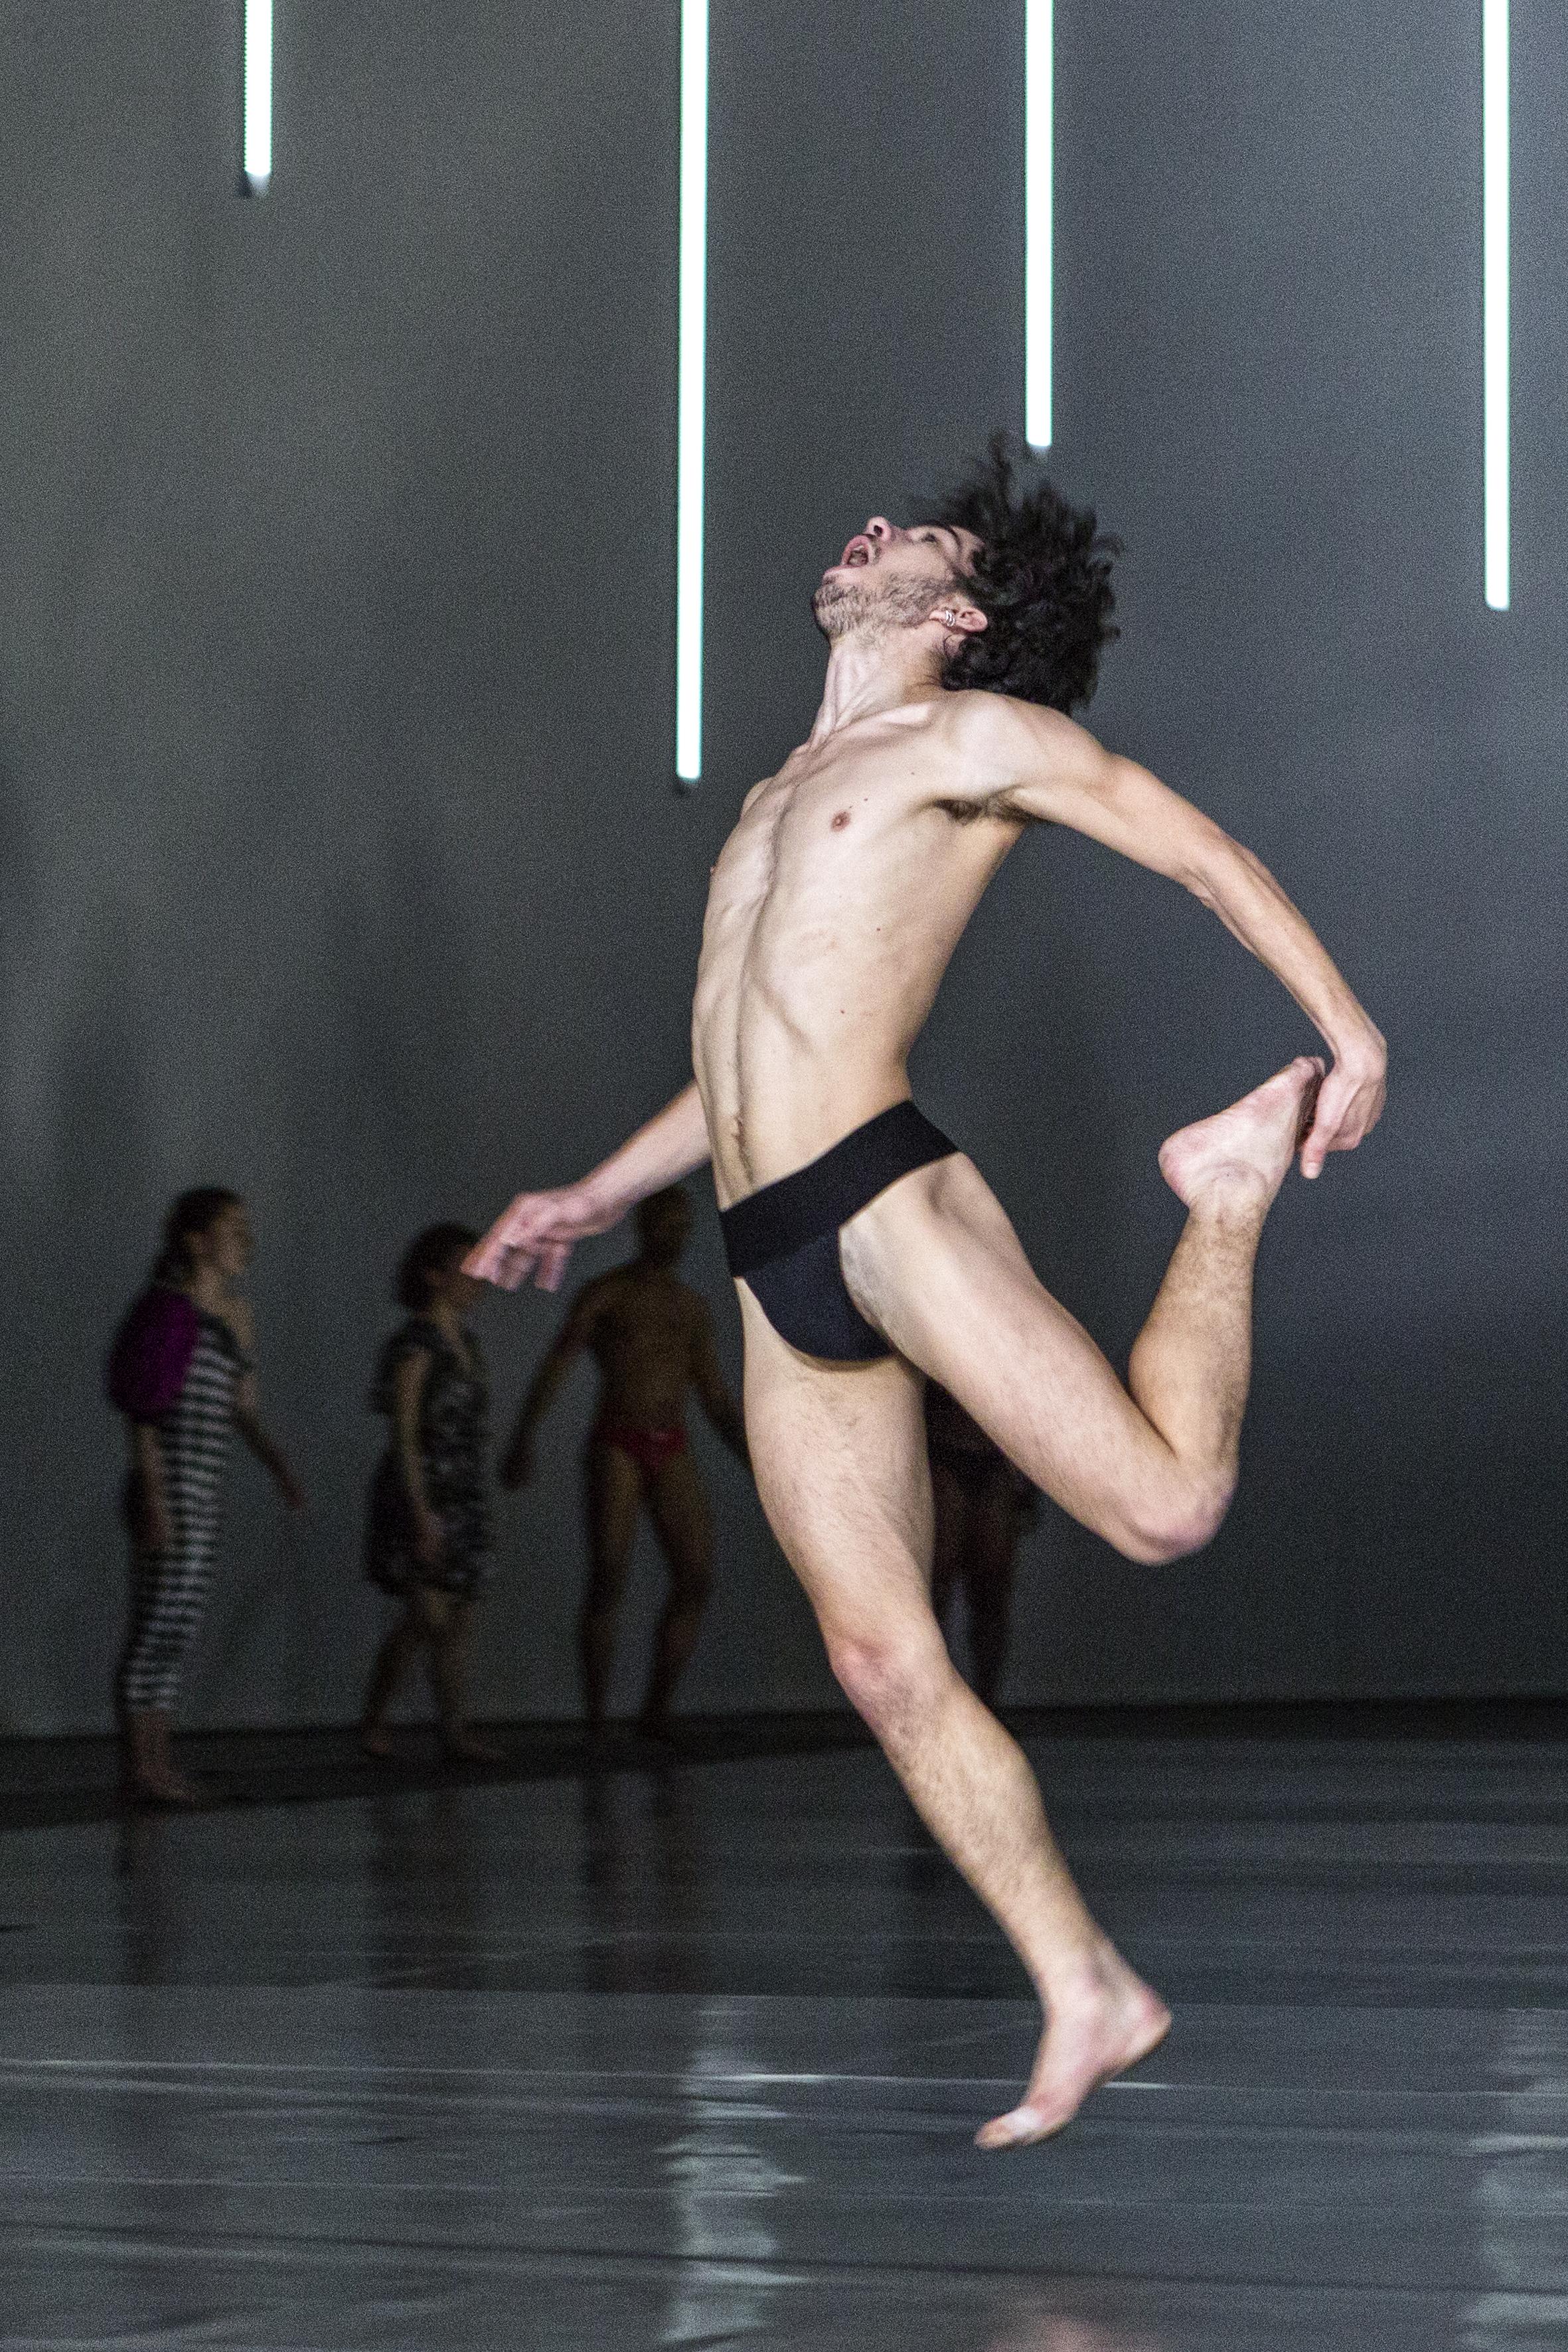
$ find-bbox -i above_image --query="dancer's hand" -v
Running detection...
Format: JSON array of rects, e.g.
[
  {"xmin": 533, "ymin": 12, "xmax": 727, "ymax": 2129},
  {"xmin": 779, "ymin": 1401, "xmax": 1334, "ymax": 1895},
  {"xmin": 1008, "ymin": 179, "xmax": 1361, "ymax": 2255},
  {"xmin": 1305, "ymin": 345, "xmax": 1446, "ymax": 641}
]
[
  {"xmin": 275, "ymin": 1464, "xmax": 307, "ymax": 1514},
  {"xmin": 465, "ymin": 1180, "xmax": 625, "ymax": 1293},
  {"xmin": 1300, "ymin": 1030, "xmax": 1387, "ymax": 1178}
]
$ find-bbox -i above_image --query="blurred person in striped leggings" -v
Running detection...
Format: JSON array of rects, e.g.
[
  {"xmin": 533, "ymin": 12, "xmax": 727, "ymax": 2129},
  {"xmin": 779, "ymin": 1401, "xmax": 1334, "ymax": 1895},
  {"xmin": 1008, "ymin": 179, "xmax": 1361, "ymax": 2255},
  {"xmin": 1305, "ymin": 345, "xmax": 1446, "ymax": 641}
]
[{"xmin": 108, "ymin": 1188, "xmax": 305, "ymax": 1804}]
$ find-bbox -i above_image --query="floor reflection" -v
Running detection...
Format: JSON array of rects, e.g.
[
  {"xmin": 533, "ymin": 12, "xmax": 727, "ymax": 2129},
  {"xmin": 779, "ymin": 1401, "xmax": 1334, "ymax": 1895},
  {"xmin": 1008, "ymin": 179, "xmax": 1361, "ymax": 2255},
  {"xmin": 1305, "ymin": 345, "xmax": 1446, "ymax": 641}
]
[
  {"xmin": 1465, "ymin": 2007, "xmax": 1568, "ymax": 2351},
  {"xmin": 659, "ymin": 1992, "xmax": 802, "ymax": 2345},
  {"xmin": 983, "ymin": 2317, "xmax": 1166, "ymax": 2352},
  {"xmin": 366, "ymin": 1786, "xmax": 485, "ymax": 1988},
  {"xmin": 578, "ymin": 1761, "xmax": 709, "ymax": 1996},
  {"xmin": 115, "ymin": 1809, "xmax": 183, "ymax": 1983}
]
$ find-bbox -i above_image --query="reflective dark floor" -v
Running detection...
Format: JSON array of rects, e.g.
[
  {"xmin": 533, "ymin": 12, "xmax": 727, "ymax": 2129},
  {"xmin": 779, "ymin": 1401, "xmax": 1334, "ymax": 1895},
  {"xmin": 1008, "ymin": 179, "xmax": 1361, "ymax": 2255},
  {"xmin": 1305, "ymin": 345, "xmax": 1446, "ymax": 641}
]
[{"xmin": 4, "ymin": 1705, "xmax": 1568, "ymax": 2347}]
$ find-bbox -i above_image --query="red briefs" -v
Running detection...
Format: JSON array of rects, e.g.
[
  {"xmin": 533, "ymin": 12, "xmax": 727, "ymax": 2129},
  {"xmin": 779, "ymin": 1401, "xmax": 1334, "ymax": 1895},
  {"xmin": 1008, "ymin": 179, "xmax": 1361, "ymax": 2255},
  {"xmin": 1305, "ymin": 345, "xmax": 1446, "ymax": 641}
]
[{"xmin": 594, "ymin": 1424, "xmax": 688, "ymax": 1488}]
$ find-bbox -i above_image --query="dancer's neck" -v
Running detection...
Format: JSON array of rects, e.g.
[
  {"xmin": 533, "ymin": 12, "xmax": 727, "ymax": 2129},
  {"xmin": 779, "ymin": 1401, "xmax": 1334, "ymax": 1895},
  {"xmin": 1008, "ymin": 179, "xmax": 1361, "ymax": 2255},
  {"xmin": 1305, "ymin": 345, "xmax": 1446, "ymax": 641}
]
[{"xmin": 806, "ymin": 629, "xmax": 945, "ymax": 747}]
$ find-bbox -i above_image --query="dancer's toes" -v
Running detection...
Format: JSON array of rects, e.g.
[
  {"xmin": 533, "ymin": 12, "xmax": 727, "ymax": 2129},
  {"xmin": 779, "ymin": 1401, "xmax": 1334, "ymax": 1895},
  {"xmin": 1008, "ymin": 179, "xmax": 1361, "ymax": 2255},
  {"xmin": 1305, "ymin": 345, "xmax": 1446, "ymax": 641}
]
[
  {"xmin": 1158, "ymin": 1057, "xmax": 1324, "ymax": 1211},
  {"xmin": 975, "ymin": 2102, "xmax": 1050, "ymax": 2152},
  {"xmin": 359, "ymin": 1726, "xmax": 395, "ymax": 1760}
]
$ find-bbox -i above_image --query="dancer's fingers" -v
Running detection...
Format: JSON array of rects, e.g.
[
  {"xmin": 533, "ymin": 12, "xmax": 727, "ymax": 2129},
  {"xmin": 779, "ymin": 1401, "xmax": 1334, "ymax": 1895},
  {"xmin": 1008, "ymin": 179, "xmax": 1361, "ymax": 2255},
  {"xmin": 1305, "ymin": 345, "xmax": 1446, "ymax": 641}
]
[
  {"xmin": 465, "ymin": 1235, "xmax": 516, "ymax": 1284},
  {"xmin": 1296, "ymin": 1057, "xmax": 1334, "ymax": 1178},
  {"xmin": 467, "ymin": 1227, "xmax": 534, "ymax": 1287},
  {"xmin": 504, "ymin": 1238, "xmax": 546, "ymax": 1291},
  {"xmin": 536, "ymin": 1241, "xmax": 570, "ymax": 1291},
  {"xmin": 1300, "ymin": 1115, "xmax": 1327, "ymax": 1180}
]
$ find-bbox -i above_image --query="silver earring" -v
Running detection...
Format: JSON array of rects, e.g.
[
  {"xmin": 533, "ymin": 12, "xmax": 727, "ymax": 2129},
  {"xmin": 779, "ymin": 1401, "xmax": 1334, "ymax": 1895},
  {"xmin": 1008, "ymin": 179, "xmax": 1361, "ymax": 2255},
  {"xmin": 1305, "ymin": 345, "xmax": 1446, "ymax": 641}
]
[{"xmin": 939, "ymin": 609, "xmax": 961, "ymax": 628}]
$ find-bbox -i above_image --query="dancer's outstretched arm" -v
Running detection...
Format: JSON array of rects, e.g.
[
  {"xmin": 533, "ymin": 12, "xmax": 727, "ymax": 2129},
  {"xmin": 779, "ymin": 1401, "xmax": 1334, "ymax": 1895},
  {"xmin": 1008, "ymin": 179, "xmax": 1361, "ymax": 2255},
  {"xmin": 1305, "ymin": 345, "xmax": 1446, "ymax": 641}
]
[
  {"xmin": 969, "ymin": 698, "xmax": 1387, "ymax": 1178},
  {"xmin": 467, "ymin": 1081, "xmax": 711, "ymax": 1292}
]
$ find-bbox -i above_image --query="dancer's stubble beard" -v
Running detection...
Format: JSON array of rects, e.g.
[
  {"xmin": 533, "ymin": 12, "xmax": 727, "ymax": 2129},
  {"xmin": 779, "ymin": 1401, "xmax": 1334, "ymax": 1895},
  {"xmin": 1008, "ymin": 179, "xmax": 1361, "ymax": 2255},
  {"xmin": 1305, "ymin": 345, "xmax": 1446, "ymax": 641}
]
[{"xmin": 812, "ymin": 570, "xmax": 950, "ymax": 645}]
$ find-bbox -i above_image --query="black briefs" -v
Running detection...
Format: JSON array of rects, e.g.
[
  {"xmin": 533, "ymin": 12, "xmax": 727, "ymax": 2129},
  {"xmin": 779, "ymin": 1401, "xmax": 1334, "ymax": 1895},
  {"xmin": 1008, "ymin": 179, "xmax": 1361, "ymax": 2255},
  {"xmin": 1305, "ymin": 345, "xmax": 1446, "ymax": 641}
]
[{"xmin": 719, "ymin": 1101, "xmax": 957, "ymax": 1363}]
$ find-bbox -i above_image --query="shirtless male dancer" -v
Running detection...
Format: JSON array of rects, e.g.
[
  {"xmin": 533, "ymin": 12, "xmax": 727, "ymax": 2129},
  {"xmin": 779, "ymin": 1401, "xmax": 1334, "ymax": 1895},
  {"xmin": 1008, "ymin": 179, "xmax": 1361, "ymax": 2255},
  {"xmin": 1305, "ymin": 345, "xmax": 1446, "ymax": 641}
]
[
  {"xmin": 500, "ymin": 1185, "xmax": 748, "ymax": 1737},
  {"xmin": 469, "ymin": 443, "xmax": 1387, "ymax": 2148}
]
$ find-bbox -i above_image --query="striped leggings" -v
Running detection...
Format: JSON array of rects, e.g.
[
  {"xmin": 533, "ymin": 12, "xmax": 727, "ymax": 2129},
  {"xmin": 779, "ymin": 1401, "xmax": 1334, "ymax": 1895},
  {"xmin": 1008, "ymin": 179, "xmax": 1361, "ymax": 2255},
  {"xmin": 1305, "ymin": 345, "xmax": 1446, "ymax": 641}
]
[{"xmin": 119, "ymin": 1517, "xmax": 220, "ymax": 1711}]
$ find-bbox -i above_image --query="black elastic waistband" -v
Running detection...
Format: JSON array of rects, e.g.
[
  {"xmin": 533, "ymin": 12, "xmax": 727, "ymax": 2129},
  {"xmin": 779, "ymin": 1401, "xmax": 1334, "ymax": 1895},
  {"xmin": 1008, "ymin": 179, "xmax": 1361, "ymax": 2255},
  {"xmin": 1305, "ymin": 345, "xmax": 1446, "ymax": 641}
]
[{"xmin": 719, "ymin": 1101, "xmax": 957, "ymax": 1277}]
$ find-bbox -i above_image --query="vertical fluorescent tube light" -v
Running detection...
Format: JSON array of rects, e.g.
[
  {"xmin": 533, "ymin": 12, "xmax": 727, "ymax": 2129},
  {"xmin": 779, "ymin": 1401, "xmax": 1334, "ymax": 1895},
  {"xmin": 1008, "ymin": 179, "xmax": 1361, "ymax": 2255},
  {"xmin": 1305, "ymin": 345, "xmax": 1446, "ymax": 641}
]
[
  {"xmin": 1024, "ymin": 0, "xmax": 1054, "ymax": 449},
  {"xmin": 243, "ymin": 0, "xmax": 274, "ymax": 192},
  {"xmin": 1482, "ymin": 0, "xmax": 1510, "ymax": 609},
  {"xmin": 675, "ymin": 0, "xmax": 709, "ymax": 784}
]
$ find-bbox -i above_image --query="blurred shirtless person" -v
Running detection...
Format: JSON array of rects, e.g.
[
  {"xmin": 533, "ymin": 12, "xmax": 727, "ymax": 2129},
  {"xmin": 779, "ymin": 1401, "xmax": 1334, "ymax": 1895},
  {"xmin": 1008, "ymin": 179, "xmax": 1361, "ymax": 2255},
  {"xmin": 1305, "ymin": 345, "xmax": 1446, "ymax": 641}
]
[
  {"xmin": 927, "ymin": 1382, "xmax": 1038, "ymax": 1711},
  {"xmin": 470, "ymin": 442, "xmax": 1387, "ymax": 2148},
  {"xmin": 501, "ymin": 1186, "xmax": 747, "ymax": 1737}
]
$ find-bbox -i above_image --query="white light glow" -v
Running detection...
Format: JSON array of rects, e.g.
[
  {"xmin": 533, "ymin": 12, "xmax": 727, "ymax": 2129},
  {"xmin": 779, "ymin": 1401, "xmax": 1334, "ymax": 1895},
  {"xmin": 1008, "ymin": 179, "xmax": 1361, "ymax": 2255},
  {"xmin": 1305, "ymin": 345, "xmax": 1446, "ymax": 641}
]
[
  {"xmin": 244, "ymin": 0, "xmax": 274, "ymax": 191},
  {"xmin": 1024, "ymin": 0, "xmax": 1054, "ymax": 449},
  {"xmin": 674, "ymin": 0, "xmax": 708, "ymax": 784},
  {"xmin": 1483, "ymin": 0, "xmax": 1510, "ymax": 609}
]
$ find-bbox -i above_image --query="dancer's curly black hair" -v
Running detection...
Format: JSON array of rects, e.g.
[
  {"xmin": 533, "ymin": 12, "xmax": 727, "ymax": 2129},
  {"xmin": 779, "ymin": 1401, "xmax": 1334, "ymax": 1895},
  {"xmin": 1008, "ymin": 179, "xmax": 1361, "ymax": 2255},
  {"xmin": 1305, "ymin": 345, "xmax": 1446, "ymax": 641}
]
[{"xmin": 931, "ymin": 435, "xmax": 1120, "ymax": 714}]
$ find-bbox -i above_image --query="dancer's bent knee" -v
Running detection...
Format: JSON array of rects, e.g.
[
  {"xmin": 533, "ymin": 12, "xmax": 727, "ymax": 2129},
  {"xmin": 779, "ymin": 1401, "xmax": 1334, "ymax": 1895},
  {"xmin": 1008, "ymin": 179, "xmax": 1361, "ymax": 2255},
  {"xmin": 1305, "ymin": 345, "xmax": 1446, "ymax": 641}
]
[
  {"xmin": 1103, "ymin": 1469, "xmax": 1235, "ymax": 1567},
  {"xmin": 826, "ymin": 1619, "xmax": 956, "ymax": 1742}
]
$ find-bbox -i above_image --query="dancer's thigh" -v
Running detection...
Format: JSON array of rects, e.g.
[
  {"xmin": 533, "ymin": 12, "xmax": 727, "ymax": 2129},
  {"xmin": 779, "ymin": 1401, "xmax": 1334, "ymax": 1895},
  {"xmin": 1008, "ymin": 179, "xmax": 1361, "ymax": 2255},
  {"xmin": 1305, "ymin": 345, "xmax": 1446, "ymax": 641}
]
[
  {"xmin": 838, "ymin": 1154, "xmax": 1168, "ymax": 1537},
  {"xmin": 736, "ymin": 1285, "xmax": 935, "ymax": 1648},
  {"xmin": 582, "ymin": 1443, "xmax": 641, "ymax": 1598},
  {"xmin": 647, "ymin": 1450, "xmax": 713, "ymax": 1591}
]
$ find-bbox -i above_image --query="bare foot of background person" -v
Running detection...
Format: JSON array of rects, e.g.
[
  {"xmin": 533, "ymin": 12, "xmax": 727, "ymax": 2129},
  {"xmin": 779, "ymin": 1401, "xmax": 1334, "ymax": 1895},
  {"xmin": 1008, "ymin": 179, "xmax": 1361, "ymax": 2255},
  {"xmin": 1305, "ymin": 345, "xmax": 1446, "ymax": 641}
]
[
  {"xmin": 127, "ymin": 1763, "xmax": 207, "ymax": 1808},
  {"xmin": 975, "ymin": 1948, "xmax": 1171, "ymax": 2150},
  {"xmin": 441, "ymin": 1731, "xmax": 508, "ymax": 1764}
]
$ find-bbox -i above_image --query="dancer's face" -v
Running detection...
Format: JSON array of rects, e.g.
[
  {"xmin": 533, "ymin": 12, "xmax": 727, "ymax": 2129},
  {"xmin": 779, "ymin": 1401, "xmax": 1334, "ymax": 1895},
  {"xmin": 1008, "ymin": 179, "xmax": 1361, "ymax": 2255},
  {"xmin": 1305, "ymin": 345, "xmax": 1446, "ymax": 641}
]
[
  {"xmin": 431, "ymin": 1255, "xmax": 484, "ymax": 1314},
  {"xmin": 812, "ymin": 514, "xmax": 983, "ymax": 644},
  {"xmin": 196, "ymin": 1204, "xmax": 253, "ymax": 1281}
]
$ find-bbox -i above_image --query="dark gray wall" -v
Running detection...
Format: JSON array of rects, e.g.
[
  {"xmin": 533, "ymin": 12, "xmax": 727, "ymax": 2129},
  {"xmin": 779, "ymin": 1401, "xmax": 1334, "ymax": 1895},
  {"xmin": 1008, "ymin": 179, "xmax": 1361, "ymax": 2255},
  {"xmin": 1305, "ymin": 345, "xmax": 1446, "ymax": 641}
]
[{"xmin": 2, "ymin": 1, "xmax": 1563, "ymax": 1734}]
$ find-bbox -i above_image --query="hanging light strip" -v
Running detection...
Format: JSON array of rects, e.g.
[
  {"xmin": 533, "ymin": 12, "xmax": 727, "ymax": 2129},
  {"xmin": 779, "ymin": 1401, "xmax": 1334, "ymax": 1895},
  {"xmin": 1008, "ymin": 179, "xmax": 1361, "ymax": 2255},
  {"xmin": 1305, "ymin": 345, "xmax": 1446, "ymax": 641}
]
[
  {"xmin": 1482, "ymin": 0, "xmax": 1510, "ymax": 609},
  {"xmin": 674, "ymin": 0, "xmax": 710, "ymax": 783},
  {"xmin": 1024, "ymin": 0, "xmax": 1054, "ymax": 448},
  {"xmin": 243, "ymin": 0, "xmax": 274, "ymax": 193}
]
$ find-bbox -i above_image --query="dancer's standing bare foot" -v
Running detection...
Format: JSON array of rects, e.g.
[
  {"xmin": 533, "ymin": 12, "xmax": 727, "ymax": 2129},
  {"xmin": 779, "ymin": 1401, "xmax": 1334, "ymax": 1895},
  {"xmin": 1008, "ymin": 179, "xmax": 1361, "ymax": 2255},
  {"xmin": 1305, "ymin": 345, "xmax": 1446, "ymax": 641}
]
[{"xmin": 976, "ymin": 1945, "xmax": 1172, "ymax": 2150}]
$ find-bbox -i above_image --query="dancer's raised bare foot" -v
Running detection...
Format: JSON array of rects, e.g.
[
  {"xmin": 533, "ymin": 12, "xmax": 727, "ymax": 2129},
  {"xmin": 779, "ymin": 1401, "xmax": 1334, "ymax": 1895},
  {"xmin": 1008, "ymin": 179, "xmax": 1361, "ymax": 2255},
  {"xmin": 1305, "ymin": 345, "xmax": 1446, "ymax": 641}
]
[
  {"xmin": 976, "ymin": 1948, "xmax": 1171, "ymax": 2150},
  {"xmin": 1158, "ymin": 1056, "xmax": 1324, "ymax": 1212},
  {"xmin": 359, "ymin": 1725, "xmax": 395, "ymax": 1760}
]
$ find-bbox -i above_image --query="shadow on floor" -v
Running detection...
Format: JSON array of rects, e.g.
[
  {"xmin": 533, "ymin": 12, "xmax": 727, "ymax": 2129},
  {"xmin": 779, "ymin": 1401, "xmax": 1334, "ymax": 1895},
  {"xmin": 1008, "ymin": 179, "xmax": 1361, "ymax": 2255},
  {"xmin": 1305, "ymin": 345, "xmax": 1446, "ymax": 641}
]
[{"xmin": 3, "ymin": 1693, "xmax": 1566, "ymax": 1834}]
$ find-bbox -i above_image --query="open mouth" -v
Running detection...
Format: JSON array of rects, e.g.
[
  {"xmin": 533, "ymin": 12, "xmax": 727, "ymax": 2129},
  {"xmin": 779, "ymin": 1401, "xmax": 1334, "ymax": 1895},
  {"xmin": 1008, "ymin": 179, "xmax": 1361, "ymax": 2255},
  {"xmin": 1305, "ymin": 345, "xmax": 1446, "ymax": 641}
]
[{"xmin": 839, "ymin": 535, "xmax": 874, "ymax": 569}]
